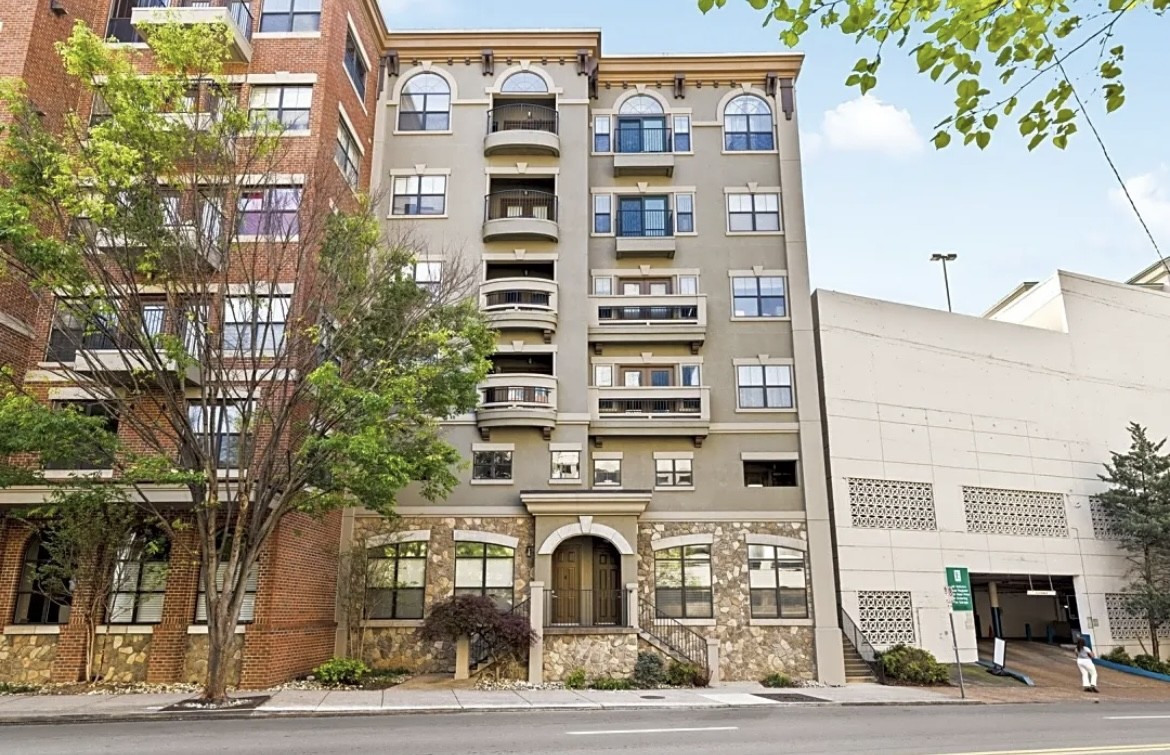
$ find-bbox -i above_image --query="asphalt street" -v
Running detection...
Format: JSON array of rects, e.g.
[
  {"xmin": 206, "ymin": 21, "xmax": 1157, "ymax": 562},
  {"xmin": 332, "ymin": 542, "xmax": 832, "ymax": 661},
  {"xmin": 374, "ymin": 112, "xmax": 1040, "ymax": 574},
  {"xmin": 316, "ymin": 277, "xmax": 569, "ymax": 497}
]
[{"xmin": 3, "ymin": 702, "xmax": 1170, "ymax": 754}]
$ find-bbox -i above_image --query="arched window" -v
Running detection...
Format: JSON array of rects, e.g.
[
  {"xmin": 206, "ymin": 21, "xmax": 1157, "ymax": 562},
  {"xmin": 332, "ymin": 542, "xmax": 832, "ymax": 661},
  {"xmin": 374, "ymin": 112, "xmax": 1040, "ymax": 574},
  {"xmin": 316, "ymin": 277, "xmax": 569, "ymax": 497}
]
[
  {"xmin": 724, "ymin": 95, "xmax": 775, "ymax": 151},
  {"xmin": 13, "ymin": 533, "xmax": 71, "ymax": 625},
  {"xmin": 398, "ymin": 73, "xmax": 451, "ymax": 132},
  {"xmin": 108, "ymin": 528, "xmax": 170, "ymax": 624},
  {"xmin": 618, "ymin": 95, "xmax": 664, "ymax": 115},
  {"xmin": 454, "ymin": 541, "xmax": 514, "ymax": 608},
  {"xmin": 500, "ymin": 71, "xmax": 548, "ymax": 94},
  {"xmin": 195, "ymin": 533, "xmax": 260, "ymax": 624}
]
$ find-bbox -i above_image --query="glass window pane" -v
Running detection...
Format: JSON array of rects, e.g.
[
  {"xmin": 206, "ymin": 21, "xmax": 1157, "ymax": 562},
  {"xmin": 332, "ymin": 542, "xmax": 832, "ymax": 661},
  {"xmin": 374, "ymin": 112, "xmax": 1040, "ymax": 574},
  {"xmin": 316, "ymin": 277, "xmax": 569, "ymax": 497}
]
[
  {"xmin": 755, "ymin": 213, "xmax": 781, "ymax": 232},
  {"xmin": 749, "ymin": 562, "xmax": 778, "ymax": 588},
  {"xmin": 455, "ymin": 542, "xmax": 484, "ymax": 558},
  {"xmin": 684, "ymin": 544, "xmax": 711, "ymax": 559},
  {"xmin": 485, "ymin": 544, "xmax": 513, "ymax": 558},
  {"xmin": 595, "ymin": 365, "xmax": 613, "ymax": 387},
  {"xmin": 739, "ymin": 387, "xmax": 764, "ymax": 408},
  {"xmin": 396, "ymin": 589, "xmax": 424, "ymax": 619},
  {"xmin": 734, "ymin": 297, "xmax": 760, "ymax": 318},
  {"xmin": 454, "ymin": 559, "xmax": 483, "ymax": 588},
  {"xmin": 593, "ymin": 278, "xmax": 612, "ymax": 295},
  {"xmin": 367, "ymin": 559, "xmax": 394, "ymax": 587},
  {"xmin": 655, "ymin": 560, "xmax": 682, "ymax": 588},
  {"xmin": 681, "ymin": 365, "xmax": 700, "ymax": 386},
  {"xmin": 675, "ymin": 194, "xmax": 692, "ymax": 212},
  {"xmin": 673, "ymin": 115, "xmax": 690, "ymax": 133},
  {"xmin": 136, "ymin": 594, "xmax": 165, "ymax": 623},
  {"xmin": 751, "ymin": 589, "xmax": 779, "ymax": 619},
  {"xmin": 594, "ymin": 116, "xmax": 610, "ymax": 135},
  {"xmin": 726, "ymin": 114, "xmax": 748, "ymax": 132},
  {"xmin": 485, "ymin": 558, "xmax": 513, "ymax": 588},
  {"xmin": 398, "ymin": 559, "xmax": 426, "ymax": 587},
  {"xmin": 685, "ymin": 591, "xmax": 713, "ymax": 618},
  {"xmin": 728, "ymin": 195, "xmax": 752, "ymax": 212},
  {"xmin": 739, "ymin": 365, "xmax": 764, "ymax": 386}
]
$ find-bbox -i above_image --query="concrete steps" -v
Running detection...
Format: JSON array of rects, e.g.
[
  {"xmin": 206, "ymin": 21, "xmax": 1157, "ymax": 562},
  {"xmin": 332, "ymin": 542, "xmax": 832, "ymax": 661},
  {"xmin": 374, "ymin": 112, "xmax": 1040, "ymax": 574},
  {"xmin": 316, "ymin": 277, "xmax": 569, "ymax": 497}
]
[{"xmin": 842, "ymin": 633, "xmax": 877, "ymax": 684}]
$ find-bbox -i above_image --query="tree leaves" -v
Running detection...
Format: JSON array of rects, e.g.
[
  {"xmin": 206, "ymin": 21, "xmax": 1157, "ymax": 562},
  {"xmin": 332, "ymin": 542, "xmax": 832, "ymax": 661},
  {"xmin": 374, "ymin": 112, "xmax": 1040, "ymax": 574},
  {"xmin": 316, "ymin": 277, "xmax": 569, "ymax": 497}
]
[{"xmin": 706, "ymin": 0, "xmax": 1163, "ymax": 150}]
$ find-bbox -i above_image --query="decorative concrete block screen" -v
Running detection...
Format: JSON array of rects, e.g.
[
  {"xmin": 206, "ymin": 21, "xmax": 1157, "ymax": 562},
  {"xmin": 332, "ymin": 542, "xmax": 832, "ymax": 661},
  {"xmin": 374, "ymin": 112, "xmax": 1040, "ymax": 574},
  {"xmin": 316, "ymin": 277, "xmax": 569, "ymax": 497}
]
[
  {"xmin": 857, "ymin": 590, "xmax": 916, "ymax": 646},
  {"xmin": 1105, "ymin": 593, "xmax": 1170, "ymax": 639},
  {"xmin": 846, "ymin": 477, "xmax": 937, "ymax": 531},
  {"xmin": 962, "ymin": 486, "xmax": 1068, "ymax": 537},
  {"xmin": 1089, "ymin": 498, "xmax": 1122, "ymax": 540}
]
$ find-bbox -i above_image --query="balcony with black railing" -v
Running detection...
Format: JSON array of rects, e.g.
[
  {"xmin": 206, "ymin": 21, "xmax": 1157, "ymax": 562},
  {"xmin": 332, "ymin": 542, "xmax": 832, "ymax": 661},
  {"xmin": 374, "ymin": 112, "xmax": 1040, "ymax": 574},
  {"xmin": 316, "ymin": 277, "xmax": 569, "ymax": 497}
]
[
  {"xmin": 130, "ymin": 0, "xmax": 254, "ymax": 62},
  {"xmin": 589, "ymin": 294, "xmax": 707, "ymax": 352},
  {"xmin": 483, "ymin": 189, "xmax": 559, "ymax": 243},
  {"xmin": 545, "ymin": 589, "xmax": 628, "ymax": 628},
  {"xmin": 484, "ymin": 103, "xmax": 560, "ymax": 157},
  {"xmin": 589, "ymin": 385, "xmax": 710, "ymax": 441},
  {"xmin": 613, "ymin": 125, "xmax": 675, "ymax": 177},
  {"xmin": 615, "ymin": 207, "xmax": 675, "ymax": 258},
  {"xmin": 480, "ymin": 278, "xmax": 558, "ymax": 338},
  {"xmin": 476, "ymin": 373, "xmax": 558, "ymax": 439}
]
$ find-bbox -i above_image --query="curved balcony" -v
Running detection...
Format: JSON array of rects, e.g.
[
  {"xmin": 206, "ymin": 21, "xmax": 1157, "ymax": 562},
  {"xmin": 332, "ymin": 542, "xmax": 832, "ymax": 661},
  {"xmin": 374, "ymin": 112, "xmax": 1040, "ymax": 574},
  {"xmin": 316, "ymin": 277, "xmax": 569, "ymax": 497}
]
[
  {"xmin": 481, "ymin": 278, "xmax": 558, "ymax": 339},
  {"xmin": 588, "ymin": 294, "xmax": 706, "ymax": 353},
  {"xmin": 483, "ymin": 190, "xmax": 559, "ymax": 242},
  {"xmin": 476, "ymin": 374, "xmax": 558, "ymax": 440},
  {"xmin": 484, "ymin": 104, "xmax": 560, "ymax": 157}
]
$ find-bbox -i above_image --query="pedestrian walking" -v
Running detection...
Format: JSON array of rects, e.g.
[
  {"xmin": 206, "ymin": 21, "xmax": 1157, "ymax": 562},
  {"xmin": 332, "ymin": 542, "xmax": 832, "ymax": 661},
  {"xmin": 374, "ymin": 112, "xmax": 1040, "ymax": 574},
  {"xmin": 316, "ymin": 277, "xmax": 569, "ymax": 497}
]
[{"xmin": 1075, "ymin": 638, "xmax": 1099, "ymax": 693}]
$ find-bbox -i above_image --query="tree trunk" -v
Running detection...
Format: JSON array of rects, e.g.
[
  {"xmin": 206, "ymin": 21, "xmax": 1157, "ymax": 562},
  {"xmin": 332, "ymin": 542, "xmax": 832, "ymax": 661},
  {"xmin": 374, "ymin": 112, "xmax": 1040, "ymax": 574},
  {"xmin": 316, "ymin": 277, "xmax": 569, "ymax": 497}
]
[
  {"xmin": 1150, "ymin": 618, "xmax": 1161, "ymax": 660},
  {"xmin": 203, "ymin": 619, "xmax": 233, "ymax": 703}
]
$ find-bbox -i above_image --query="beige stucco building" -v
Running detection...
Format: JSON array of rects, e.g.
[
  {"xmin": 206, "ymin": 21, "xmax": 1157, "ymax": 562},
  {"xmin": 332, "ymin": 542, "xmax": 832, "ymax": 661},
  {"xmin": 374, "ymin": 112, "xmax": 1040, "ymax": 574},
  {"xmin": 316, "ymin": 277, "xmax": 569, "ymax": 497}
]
[
  {"xmin": 338, "ymin": 29, "xmax": 845, "ymax": 684},
  {"xmin": 816, "ymin": 264, "xmax": 1170, "ymax": 665}
]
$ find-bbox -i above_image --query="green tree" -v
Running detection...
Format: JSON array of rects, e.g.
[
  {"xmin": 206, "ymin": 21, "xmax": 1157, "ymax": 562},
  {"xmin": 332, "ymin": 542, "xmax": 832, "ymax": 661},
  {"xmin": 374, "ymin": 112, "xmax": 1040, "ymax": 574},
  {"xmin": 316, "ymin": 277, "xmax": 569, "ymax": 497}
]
[
  {"xmin": 699, "ymin": 0, "xmax": 1167, "ymax": 150},
  {"xmin": 0, "ymin": 22, "xmax": 492, "ymax": 703},
  {"xmin": 1096, "ymin": 423, "xmax": 1170, "ymax": 658}
]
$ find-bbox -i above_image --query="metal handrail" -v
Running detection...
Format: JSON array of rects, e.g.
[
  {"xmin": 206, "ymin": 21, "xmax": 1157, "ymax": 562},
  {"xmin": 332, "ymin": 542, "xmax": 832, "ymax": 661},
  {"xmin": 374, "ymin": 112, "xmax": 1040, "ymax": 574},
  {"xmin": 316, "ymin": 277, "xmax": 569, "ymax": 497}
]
[
  {"xmin": 484, "ymin": 190, "xmax": 558, "ymax": 223},
  {"xmin": 596, "ymin": 304, "xmax": 700, "ymax": 323},
  {"xmin": 471, "ymin": 598, "xmax": 531, "ymax": 667},
  {"xmin": 179, "ymin": 0, "xmax": 254, "ymax": 42},
  {"xmin": 615, "ymin": 125, "xmax": 673, "ymax": 154},
  {"xmin": 597, "ymin": 397, "xmax": 702, "ymax": 416},
  {"xmin": 841, "ymin": 607, "xmax": 887, "ymax": 683},
  {"xmin": 616, "ymin": 208, "xmax": 673, "ymax": 238},
  {"xmin": 480, "ymin": 385, "xmax": 552, "ymax": 406},
  {"xmin": 484, "ymin": 290, "xmax": 553, "ymax": 311},
  {"xmin": 486, "ymin": 103, "xmax": 559, "ymax": 135},
  {"xmin": 639, "ymin": 597, "xmax": 709, "ymax": 677},
  {"xmin": 544, "ymin": 589, "xmax": 627, "ymax": 628}
]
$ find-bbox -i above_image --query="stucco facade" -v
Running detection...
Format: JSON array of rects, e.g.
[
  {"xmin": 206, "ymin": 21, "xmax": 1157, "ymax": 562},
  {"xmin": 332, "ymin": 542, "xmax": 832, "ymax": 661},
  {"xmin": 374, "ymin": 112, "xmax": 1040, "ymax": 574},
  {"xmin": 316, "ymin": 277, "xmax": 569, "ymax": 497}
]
[{"xmin": 816, "ymin": 269, "xmax": 1170, "ymax": 663}]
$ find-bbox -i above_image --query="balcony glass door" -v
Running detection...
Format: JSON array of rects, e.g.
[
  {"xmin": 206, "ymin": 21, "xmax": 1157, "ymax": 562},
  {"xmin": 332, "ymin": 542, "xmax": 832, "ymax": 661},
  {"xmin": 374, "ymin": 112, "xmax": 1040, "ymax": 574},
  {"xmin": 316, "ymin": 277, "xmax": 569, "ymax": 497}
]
[
  {"xmin": 616, "ymin": 117, "xmax": 667, "ymax": 153},
  {"xmin": 618, "ymin": 196, "xmax": 668, "ymax": 237}
]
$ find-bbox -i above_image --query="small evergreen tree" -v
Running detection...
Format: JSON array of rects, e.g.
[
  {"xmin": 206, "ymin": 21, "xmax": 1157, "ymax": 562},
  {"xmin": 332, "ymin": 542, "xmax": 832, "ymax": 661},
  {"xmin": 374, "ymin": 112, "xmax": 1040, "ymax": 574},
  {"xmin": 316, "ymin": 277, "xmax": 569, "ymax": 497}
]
[{"xmin": 1096, "ymin": 423, "xmax": 1170, "ymax": 658}]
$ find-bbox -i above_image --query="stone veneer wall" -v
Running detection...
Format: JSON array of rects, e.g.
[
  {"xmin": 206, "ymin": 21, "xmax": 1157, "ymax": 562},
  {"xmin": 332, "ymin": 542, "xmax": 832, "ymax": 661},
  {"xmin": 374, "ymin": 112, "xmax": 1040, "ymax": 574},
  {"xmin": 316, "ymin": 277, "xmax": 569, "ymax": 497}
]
[
  {"xmin": 637, "ymin": 521, "xmax": 817, "ymax": 682},
  {"xmin": 183, "ymin": 633, "xmax": 243, "ymax": 687},
  {"xmin": 543, "ymin": 631, "xmax": 638, "ymax": 682},
  {"xmin": 354, "ymin": 516, "xmax": 534, "ymax": 671},
  {"xmin": 0, "ymin": 634, "xmax": 57, "ymax": 684},
  {"xmin": 93, "ymin": 633, "xmax": 151, "ymax": 683}
]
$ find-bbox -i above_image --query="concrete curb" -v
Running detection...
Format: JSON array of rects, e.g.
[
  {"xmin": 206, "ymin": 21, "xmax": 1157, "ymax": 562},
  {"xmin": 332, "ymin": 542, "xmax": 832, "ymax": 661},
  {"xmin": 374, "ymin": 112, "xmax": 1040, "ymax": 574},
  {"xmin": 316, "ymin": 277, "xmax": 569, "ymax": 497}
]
[{"xmin": 0, "ymin": 697, "xmax": 979, "ymax": 726}]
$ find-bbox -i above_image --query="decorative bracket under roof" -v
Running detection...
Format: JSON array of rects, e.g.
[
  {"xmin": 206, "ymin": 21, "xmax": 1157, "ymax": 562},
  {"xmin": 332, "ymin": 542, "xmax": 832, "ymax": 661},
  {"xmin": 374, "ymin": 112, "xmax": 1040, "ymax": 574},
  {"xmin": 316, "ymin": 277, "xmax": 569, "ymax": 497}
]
[
  {"xmin": 673, "ymin": 73, "xmax": 686, "ymax": 99},
  {"xmin": 481, "ymin": 49, "xmax": 494, "ymax": 76},
  {"xmin": 779, "ymin": 77, "xmax": 795, "ymax": 121},
  {"xmin": 385, "ymin": 50, "xmax": 400, "ymax": 77},
  {"xmin": 577, "ymin": 49, "xmax": 599, "ymax": 99}
]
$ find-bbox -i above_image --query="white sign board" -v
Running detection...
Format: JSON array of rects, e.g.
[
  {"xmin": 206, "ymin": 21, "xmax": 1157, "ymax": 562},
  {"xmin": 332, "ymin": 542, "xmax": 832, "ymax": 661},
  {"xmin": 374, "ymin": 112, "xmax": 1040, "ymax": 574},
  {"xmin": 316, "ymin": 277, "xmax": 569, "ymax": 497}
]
[{"xmin": 993, "ymin": 638, "xmax": 1006, "ymax": 668}]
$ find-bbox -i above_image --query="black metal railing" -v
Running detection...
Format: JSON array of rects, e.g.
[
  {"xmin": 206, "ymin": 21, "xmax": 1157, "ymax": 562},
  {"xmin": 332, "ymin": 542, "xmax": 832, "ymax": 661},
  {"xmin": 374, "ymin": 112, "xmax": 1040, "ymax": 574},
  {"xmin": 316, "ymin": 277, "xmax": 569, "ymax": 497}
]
[
  {"xmin": 106, "ymin": 0, "xmax": 167, "ymax": 43},
  {"xmin": 484, "ymin": 190, "xmax": 558, "ymax": 223},
  {"xmin": 597, "ymin": 397, "xmax": 702, "ymax": 416},
  {"xmin": 616, "ymin": 208, "xmax": 673, "ymax": 238},
  {"xmin": 179, "ymin": 0, "xmax": 255, "ymax": 43},
  {"xmin": 841, "ymin": 607, "xmax": 886, "ymax": 684},
  {"xmin": 471, "ymin": 598, "xmax": 531, "ymax": 667},
  {"xmin": 597, "ymin": 304, "xmax": 699, "ymax": 323},
  {"xmin": 487, "ymin": 104, "xmax": 558, "ymax": 135},
  {"xmin": 639, "ymin": 598, "xmax": 708, "ymax": 677},
  {"xmin": 484, "ymin": 290, "xmax": 553, "ymax": 310},
  {"xmin": 615, "ymin": 126, "xmax": 673, "ymax": 154},
  {"xmin": 45, "ymin": 308, "xmax": 168, "ymax": 363},
  {"xmin": 544, "ymin": 589, "xmax": 627, "ymax": 628},
  {"xmin": 481, "ymin": 386, "xmax": 553, "ymax": 406}
]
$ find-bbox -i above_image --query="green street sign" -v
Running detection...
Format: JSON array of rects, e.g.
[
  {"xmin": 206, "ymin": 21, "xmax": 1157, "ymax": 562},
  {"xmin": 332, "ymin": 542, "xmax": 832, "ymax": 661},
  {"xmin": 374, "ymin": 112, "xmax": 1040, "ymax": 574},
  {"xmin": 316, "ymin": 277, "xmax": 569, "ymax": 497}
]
[{"xmin": 946, "ymin": 566, "xmax": 973, "ymax": 612}]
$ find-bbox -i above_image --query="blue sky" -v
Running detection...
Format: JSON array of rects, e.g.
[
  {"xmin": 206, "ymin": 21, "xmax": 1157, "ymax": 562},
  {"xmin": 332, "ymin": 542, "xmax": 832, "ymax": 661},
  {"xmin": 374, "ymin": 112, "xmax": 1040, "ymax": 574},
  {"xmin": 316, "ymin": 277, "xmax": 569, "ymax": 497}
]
[{"xmin": 380, "ymin": 0, "xmax": 1170, "ymax": 314}]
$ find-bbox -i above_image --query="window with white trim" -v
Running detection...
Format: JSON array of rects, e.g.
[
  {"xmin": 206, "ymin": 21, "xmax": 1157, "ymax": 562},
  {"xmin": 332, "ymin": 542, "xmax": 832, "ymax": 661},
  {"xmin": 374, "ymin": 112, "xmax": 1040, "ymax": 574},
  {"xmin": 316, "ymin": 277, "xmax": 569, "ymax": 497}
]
[
  {"xmin": 655, "ymin": 458, "xmax": 693, "ymax": 488},
  {"xmin": 409, "ymin": 261, "xmax": 442, "ymax": 294},
  {"xmin": 748, "ymin": 545, "xmax": 808, "ymax": 618},
  {"xmin": 188, "ymin": 402, "xmax": 248, "ymax": 466},
  {"xmin": 727, "ymin": 193, "xmax": 781, "ymax": 232},
  {"xmin": 676, "ymin": 193, "xmax": 695, "ymax": 233},
  {"xmin": 654, "ymin": 545, "xmax": 712, "ymax": 619},
  {"xmin": 744, "ymin": 460, "xmax": 798, "ymax": 487},
  {"xmin": 398, "ymin": 73, "xmax": 451, "ymax": 131},
  {"xmin": 344, "ymin": 31, "xmax": 367, "ymax": 100},
  {"xmin": 259, "ymin": 0, "xmax": 321, "ymax": 32},
  {"xmin": 335, "ymin": 117, "xmax": 360, "ymax": 188},
  {"xmin": 732, "ymin": 276, "xmax": 787, "ymax": 318},
  {"xmin": 108, "ymin": 529, "xmax": 169, "ymax": 624},
  {"xmin": 454, "ymin": 542, "xmax": 514, "ymax": 608},
  {"xmin": 249, "ymin": 85, "xmax": 312, "ymax": 132},
  {"xmin": 237, "ymin": 186, "xmax": 301, "ymax": 237},
  {"xmin": 672, "ymin": 115, "xmax": 691, "ymax": 152},
  {"xmin": 223, "ymin": 294, "xmax": 290, "ymax": 355},
  {"xmin": 392, "ymin": 176, "xmax": 446, "ymax": 216},
  {"xmin": 593, "ymin": 194, "xmax": 612, "ymax": 233},
  {"xmin": 593, "ymin": 115, "xmax": 611, "ymax": 152},
  {"xmin": 593, "ymin": 458, "xmax": 621, "ymax": 486},
  {"xmin": 551, "ymin": 451, "xmax": 580, "ymax": 480},
  {"xmin": 724, "ymin": 95, "xmax": 775, "ymax": 151},
  {"xmin": 472, "ymin": 450, "xmax": 512, "ymax": 481},
  {"xmin": 736, "ymin": 364, "xmax": 794, "ymax": 409},
  {"xmin": 366, "ymin": 541, "xmax": 426, "ymax": 620}
]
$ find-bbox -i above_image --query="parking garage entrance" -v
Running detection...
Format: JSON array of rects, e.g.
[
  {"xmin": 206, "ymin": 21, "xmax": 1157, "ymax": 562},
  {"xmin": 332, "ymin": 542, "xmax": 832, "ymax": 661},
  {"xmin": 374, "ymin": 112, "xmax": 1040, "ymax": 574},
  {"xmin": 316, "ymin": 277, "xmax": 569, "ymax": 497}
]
[{"xmin": 971, "ymin": 573, "xmax": 1081, "ymax": 644}]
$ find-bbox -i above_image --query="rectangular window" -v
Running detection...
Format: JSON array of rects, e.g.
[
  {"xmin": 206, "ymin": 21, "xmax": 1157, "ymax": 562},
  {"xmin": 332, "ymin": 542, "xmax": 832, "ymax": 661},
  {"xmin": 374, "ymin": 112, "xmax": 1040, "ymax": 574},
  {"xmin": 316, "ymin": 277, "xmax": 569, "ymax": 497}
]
[
  {"xmin": 593, "ymin": 194, "xmax": 612, "ymax": 234},
  {"xmin": 727, "ymin": 193, "xmax": 781, "ymax": 233},
  {"xmin": 592, "ymin": 277, "xmax": 613, "ymax": 296},
  {"xmin": 248, "ymin": 85, "xmax": 312, "ymax": 132},
  {"xmin": 680, "ymin": 364, "xmax": 701, "ymax": 387},
  {"xmin": 672, "ymin": 115, "xmax": 691, "ymax": 152},
  {"xmin": 593, "ymin": 458, "xmax": 621, "ymax": 486},
  {"xmin": 732, "ymin": 276, "xmax": 788, "ymax": 318},
  {"xmin": 749, "ymin": 545, "xmax": 808, "ymax": 619},
  {"xmin": 454, "ymin": 542, "xmax": 514, "ymax": 608},
  {"xmin": 237, "ymin": 186, "xmax": 301, "ymax": 237},
  {"xmin": 472, "ymin": 450, "xmax": 512, "ymax": 481},
  {"xmin": 259, "ymin": 0, "xmax": 322, "ymax": 32},
  {"xmin": 678, "ymin": 276, "xmax": 698, "ymax": 296},
  {"xmin": 675, "ymin": 193, "xmax": 695, "ymax": 233},
  {"xmin": 551, "ymin": 450, "xmax": 581, "ymax": 480},
  {"xmin": 366, "ymin": 541, "xmax": 426, "ymax": 620},
  {"xmin": 411, "ymin": 261, "xmax": 442, "ymax": 294},
  {"xmin": 195, "ymin": 561, "xmax": 259, "ymax": 623},
  {"xmin": 108, "ymin": 538, "xmax": 169, "ymax": 625},
  {"xmin": 223, "ymin": 294, "xmax": 290, "ymax": 355},
  {"xmin": 89, "ymin": 90, "xmax": 112, "ymax": 128},
  {"xmin": 344, "ymin": 32, "xmax": 368, "ymax": 100},
  {"xmin": 392, "ymin": 176, "xmax": 446, "ymax": 216},
  {"xmin": 737, "ymin": 364, "xmax": 794, "ymax": 409},
  {"xmin": 617, "ymin": 195, "xmax": 671, "ymax": 237},
  {"xmin": 654, "ymin": 545, "xmax": 713, "ymax": 619},
  {"xmin": 744, "ymin": 460, "xmax": 798, "ymax": 487},
  {"xmin": 593, "ymin": 115, "xmax": 611, "ymax": 152},
  {"xmin": 187, "ymin": 403, "xmax": 246, "ymax": 467},
  {"xmin": 43, "ymin": 402, "xmax": 118, "ymax": 470},
  {"xmin": 335, "ymin": 118, "xmax": 360, "ymax": 188},
  {"xmin": 594, "ymin": 364, "xmax": 613, "ymax": 388},
  {"xmin": 655, "ymin": 458, "xmax": 693, "ymax": 488}
]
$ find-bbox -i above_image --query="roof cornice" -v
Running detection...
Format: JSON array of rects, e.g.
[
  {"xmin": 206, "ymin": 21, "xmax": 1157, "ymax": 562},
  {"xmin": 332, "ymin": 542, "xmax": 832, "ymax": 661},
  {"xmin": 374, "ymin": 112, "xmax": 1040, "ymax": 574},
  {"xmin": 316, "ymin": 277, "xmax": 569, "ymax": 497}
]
[
  {"xmin": 386, "ymin": 29, "xmax": 603, "ymax": 61},
  {"xmin": 598, "ymin": 53, "xmax": 804, "ymax": 85}
]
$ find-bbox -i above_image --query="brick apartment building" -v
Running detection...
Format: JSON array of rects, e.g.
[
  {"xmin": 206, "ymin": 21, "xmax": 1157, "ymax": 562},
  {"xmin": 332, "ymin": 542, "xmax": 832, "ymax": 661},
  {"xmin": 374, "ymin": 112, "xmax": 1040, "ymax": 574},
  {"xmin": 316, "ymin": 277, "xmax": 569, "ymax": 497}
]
[
  {"xmin": 0, "ymin": 0, "xmax": 385, "ymax": 687},
  {"xmin": 0, "ymin": 5, "xmax": 845, "ymax": 688}
]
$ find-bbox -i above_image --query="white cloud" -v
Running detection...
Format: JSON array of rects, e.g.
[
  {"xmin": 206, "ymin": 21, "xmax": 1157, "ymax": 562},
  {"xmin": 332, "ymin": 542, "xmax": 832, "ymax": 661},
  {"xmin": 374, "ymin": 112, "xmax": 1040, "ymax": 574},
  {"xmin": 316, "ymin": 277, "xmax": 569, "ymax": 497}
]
[
  {"xmin": 814, "ymin": 95, "xmax": 924, "ymax": 158},
  {"xmin": 1111, "ymin": 166, "xmax": 1170, "ymax": 240},
  {"xmin": 800, "ymin": 130, "xmax": 823, "ymax": 158}
]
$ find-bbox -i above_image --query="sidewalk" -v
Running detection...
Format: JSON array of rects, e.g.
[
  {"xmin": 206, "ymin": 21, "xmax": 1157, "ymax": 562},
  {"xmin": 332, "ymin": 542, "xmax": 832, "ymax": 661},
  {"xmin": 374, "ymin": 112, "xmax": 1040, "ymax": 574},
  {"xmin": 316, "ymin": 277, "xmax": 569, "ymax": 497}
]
[{"xmin": 0, "ymin": 682, "xmax": 963, "ymax": 724}]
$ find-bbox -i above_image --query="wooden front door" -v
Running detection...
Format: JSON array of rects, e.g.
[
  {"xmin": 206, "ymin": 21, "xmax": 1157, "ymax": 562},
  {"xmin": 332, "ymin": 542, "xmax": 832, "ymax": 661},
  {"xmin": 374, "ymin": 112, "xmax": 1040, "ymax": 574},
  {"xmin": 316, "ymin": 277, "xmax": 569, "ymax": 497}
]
[
  {"xmin": 593, "ymin": 541, "xmax": 621, "ymax": 625},
  {"xmin": 552, "ymin": 543, "xmax": 580, "ymax": 625}
]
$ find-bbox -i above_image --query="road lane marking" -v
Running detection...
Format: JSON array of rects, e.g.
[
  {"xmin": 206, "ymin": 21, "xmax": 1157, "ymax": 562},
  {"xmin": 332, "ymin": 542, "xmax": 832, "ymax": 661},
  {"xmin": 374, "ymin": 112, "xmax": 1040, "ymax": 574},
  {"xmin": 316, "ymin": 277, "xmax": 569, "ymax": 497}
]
[
  {"xmin": 567, "ymin": 726, "xmax": 739, "ymax": 736},
  {"xmin": 937, "ymin": 745, "xmax": 1170, "ymax": 755},
  {"xmin": 1106, "ymin": 716, "xmax": 1170, "ymax": 720}
]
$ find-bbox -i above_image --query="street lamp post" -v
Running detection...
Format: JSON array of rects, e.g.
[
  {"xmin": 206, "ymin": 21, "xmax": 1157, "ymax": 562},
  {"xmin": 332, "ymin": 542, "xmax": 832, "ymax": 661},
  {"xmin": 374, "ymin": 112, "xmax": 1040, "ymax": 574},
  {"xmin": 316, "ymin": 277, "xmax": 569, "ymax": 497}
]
[{"xmin": 930, "ymin": 252, "xmax": 958, "ymax": 313}]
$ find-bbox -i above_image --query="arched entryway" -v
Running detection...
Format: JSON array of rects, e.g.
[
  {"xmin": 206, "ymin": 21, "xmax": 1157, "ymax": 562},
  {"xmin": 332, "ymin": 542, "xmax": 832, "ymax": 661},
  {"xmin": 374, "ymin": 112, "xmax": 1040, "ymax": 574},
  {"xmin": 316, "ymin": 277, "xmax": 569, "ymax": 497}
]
[{"xmin": 549, "ymin": 536, "xmax": 624, "ymax": 627}]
